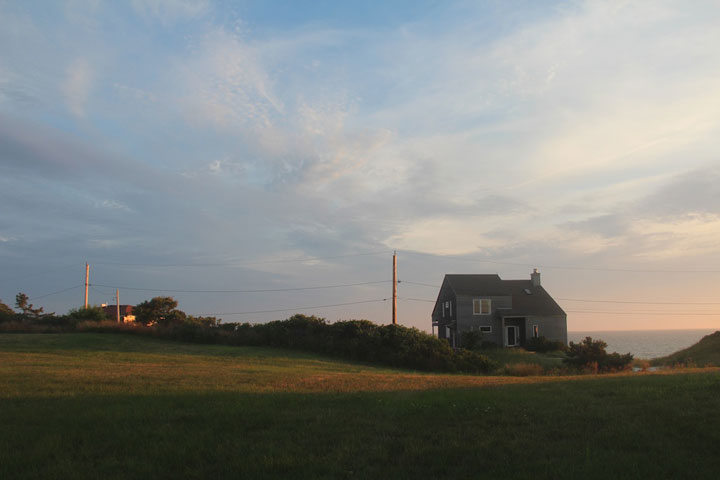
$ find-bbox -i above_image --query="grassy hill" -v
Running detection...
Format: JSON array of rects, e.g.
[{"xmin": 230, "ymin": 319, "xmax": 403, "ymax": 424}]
[
  {"xmin": 652, "ymin": 331, "xmax": 720, "ymax": 367},
  {"xmin": 2, "ymin": 333, "xmax": 719, "ymax": 479}
]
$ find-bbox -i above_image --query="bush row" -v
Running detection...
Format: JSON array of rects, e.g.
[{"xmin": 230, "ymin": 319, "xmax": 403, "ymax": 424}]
[
  {"xmin": 210, "ymin": 316, "xmax": 495, "ymax": 374},
  {"xmin": 1, "ymin": 313, "xmax": 496, "ymax": 374}
]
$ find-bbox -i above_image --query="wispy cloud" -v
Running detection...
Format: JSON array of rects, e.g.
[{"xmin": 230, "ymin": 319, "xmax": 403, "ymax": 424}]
[
  {"xmin": 176, "ymin": 28, "xmax": 283, "ymax": 129},
  {"xmin": 61, "ymin": 58, "xmax": 94, "ymax": 117},
  {"xmin": 131, "ymin": 0, "xmax": 209, "ymax": 24}
]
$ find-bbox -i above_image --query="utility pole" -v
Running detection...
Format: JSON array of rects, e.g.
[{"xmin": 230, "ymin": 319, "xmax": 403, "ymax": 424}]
[
  {"xmin": 84, "ymin": 262, "xmax": 89, "ymax": 309},
  {"xmin": 392, "ymin": 251, "xmax": 397, "ymax": 325},
  {"xmin": 116, "ymin": 289, "xmax": 120, "ymax": 323}
]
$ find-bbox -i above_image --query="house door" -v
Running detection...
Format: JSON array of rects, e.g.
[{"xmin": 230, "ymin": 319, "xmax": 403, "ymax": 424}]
[{"xmin": 506, "ymin": 326, "xmax": 518, "ymax": 347}]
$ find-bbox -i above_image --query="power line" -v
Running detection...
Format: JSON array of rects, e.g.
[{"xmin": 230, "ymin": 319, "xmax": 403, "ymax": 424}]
[
  {"xmin": 90, "ymin": 285, "xmax": 118, "ymax": 296},
  {"xmin": 400, "ymin": 250, "xmax": 720, "ymax": 274},
  {"xmin": 28, "ymin": 284, "xmax": 84, "ymax": 301},
  {"xmin": 91, "ymin": 250, "xmax": 392, "ymax": 268},
  {"xmin": 558, "ymin": 297, "xmax": 720, "ymax": 306},
  {"xmin": 90, "ymin": 280, "xmax": 390, "ymax": 294},
  {"xmin": 399, "ymin": 297, "xmax": 435, "ymax": 303},
  {"xmin": 566, "ymin": 310, "xmax": 720, "ymax": 316},
  {"xmin": 398, "ymin": 280, "xmax": 439, "ymax": 288},
  {"xmin": 204, "ymin": 298, "xmax": 389, "ymax": 316}
]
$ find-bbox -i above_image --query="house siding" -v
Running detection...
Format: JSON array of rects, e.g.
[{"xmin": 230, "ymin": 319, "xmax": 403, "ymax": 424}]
[
  {"xmin": 455, "ymin": 294, "xmax": 511, "ymax": 347},
  {"xmin": 432, "ymin": 280, "xmax": 457, "ymax": 344},
  {"xmin": 524, "ymin": 314, "xmax": 567, "ymax": 345}
]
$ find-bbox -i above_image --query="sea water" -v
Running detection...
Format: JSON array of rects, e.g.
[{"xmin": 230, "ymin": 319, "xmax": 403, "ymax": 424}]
[{"xmin": 567, "ymin": 329, "xmax": 718, "ymax": 359}]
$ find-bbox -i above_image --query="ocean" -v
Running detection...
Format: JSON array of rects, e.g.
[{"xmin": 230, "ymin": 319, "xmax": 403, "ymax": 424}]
[{"xmin": 568, "ymin": 329, "xmax": 718, "ymax": 359}]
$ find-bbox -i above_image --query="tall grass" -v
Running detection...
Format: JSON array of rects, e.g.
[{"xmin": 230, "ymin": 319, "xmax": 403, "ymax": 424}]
[
  {"xmin": 2, "ymin": 333, "xmax": 719, "ymax": 479},
  {"xmin": 652, "ymin": 331, "xmax": 720, "ymax": 367}
]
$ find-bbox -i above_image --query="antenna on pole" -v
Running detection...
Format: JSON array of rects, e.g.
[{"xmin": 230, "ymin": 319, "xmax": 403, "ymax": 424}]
[
  {"xmin": 116, "ymin": 289, "xmax": 120, "ymax": 323},
  {"xmin": 84, "ymin": 262, "xmax": 89, "ymax": 309},
  {"xmin": 392, "ymin": 251, "xmax": 397, "ymax": 325}
]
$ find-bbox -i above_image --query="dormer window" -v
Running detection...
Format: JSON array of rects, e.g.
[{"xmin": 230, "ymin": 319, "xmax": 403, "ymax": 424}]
[{"xmin": 472, "ymin": 299, "xmax": 491, "ymax": 315}]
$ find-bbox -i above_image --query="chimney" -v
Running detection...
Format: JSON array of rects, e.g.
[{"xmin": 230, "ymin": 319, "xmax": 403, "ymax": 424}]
[{"xmin": 531, "ymin": 268, "xmax": 541, "ymax": 287}]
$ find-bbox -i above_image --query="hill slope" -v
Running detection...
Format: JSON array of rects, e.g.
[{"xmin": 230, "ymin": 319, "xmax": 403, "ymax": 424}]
[
  {"xmin": 652, "ymin": 330, "xmax": 720, "ymax": 367},
  {"xmin": 2, "ymin": 333, "xmax": 720, "ymax": 479}
]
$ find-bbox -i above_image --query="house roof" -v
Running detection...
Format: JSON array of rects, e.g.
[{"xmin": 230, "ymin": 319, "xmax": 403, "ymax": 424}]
[{"xmin": 443, "ymin": 274, "xmax": 566, "ymax": 317}]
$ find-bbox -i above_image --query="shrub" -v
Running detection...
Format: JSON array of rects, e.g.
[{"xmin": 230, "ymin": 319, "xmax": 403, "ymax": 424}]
[
  {"xmin": 602, "ymin": 352, "xmax": 635, "ymax": 372},
  {"xmin": 564, "ymin": 336, "xmax": 633, "ymax": 373},
  {"xmin": 151, "ymin": 315, "xmax": 497, "ymax": 374},
  {"xmin": 66, "ymin": 306, "xmax": 110, "ymax": 324},
  {"xmin": 5, "ymin": 304, "xmax": 498, "ymax": 375},
  {"xmin": 524, "ymin": 336, "xmax": 565, "ymax": 353},
  {"xmin": 75, "ymin": 320, "xmax": 143, "ymax": 333},
  {"xmin": 460, "ymin": 330, "xmax": 483, "ymax": 351}
]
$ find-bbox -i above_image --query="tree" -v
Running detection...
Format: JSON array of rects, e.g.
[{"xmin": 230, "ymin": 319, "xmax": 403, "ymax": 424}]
[
  {"xmin": 0, "ymin": 298, "xmax": 16, "ymax": 323},
  {"xmin": 15, "ymin": 292, "xmax": 52, "ymax": 322},
  {"xmin": 134, "ymin": 297, "xmax": 186, "ymax": 326}
]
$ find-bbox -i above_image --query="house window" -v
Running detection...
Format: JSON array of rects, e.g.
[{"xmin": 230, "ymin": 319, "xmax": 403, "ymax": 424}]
[
  {"xmin": 480, "ymin": 326, "xmax": 492, "ymax": 333},
  {"xmin": 533, "ymin": 325, "xmax": 539, "ymax": 338},
  {"xmin": 473, "ymin": 299, "xmax": 491, "ymax": 315}
]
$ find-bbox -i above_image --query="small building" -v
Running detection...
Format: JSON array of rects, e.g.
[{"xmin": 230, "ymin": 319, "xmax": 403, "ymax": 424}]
[
  {"xmin": 432, "ymin": 270, "xmax": 567, "ymax": 348},
  {"xmin": 101, "ymin": 304, "xmax": 135, "ymax": 323}
]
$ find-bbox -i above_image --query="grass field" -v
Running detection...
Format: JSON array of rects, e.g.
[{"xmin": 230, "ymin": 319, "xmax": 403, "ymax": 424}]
[
  {"xmin": 2, "ymin": 333, "xmax": 719, "ymax": 479},
  {"xmin": 652, "ymin": 331, "xmax": 720, "ymax": 367}
]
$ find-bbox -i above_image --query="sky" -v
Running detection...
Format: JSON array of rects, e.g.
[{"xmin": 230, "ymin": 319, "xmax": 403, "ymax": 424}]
[{"xmin": 1, "ymin": 0, "xmax": 720, "ymax": 332}]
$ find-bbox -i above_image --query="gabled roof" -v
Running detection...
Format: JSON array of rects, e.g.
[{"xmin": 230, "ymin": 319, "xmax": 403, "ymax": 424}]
[{"xmin": 442, "ymin": 274, "xmax": 566, "ymax": 316}]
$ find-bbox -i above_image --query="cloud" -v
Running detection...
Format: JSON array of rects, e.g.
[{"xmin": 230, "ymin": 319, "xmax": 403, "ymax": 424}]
[
  {"xmin": 176, "ymin": 28, "xmax": 283, "ymax": 129},
  {"xmin": 561, "ymin": 214, "xmax": 630, "ymax": 239},
  {"xmin": 0, "ymin": 74, "xmax": 37, "ymax": 107},
  {"xmin": 549, "ymin": 166, "xmax": 720, "ymax": 260},
  {"xmin": 113, "ymin": 83, "xmax": 157, "ymax": 104},
  {"xmin": 638, "ymin": 166, "xmax": 720, "ymax": 217},
  {"xmin": 0, "ymin": 114, "xmax": 152, "ymax": 185},
  {"xmin": 629, "ymin": 213, "xmax": 720, "ymax": 259},
  {"xmin": 61, "ymin": 58, "xmax": 93, "ymax": 117},
  {"xmin": 131, "ymin": 0, "xmax": 209, "ymax": 24},
  {"xmin": 98, "ymin": 200, "xmax": 131, "ymax": 211}
]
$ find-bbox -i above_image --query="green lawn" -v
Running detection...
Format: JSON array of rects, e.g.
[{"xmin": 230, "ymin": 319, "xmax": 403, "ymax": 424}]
[{"xmin": 2, "ymin": 333, "xmax": 719, "ymax": 479}]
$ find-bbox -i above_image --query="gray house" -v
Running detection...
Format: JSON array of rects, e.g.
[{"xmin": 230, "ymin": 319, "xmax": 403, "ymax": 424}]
[{"xmin": 432, "ymin": 270, "xmax": 567, "ymax": 348}]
